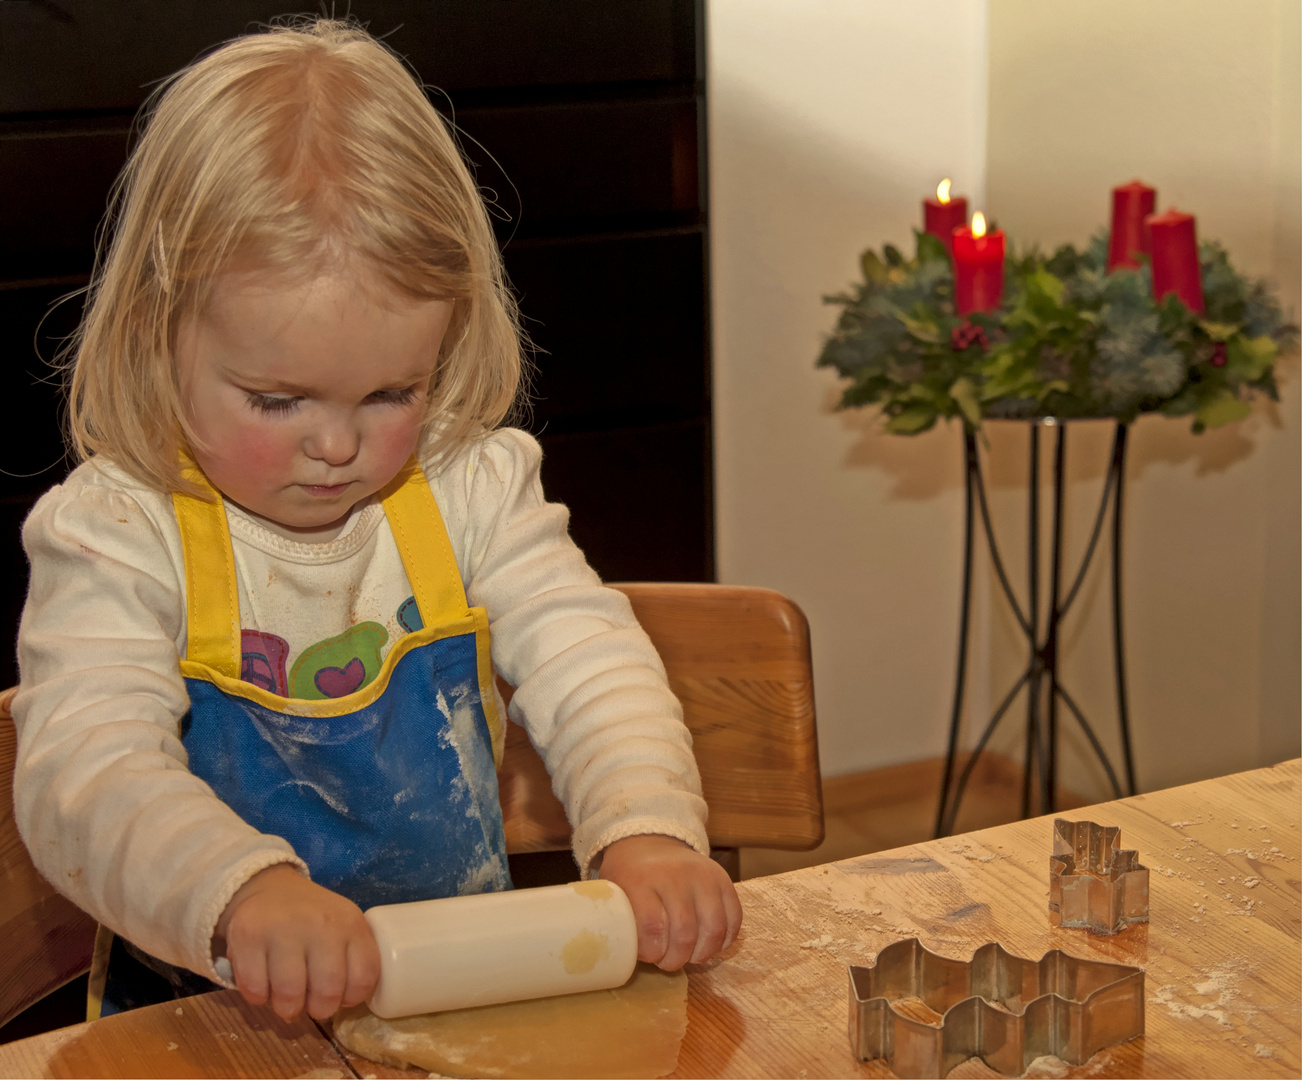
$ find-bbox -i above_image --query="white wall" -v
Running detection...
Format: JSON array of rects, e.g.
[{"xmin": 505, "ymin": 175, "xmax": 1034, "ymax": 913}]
[
  {"xmin": 709, "ymin": 0, "xmax": 1300, "ymax": 791},
  {"xmin": 985, "ymin": 0, "xmax": 1301, "ymax": 796},
  {"xmin": 708, "ymin": 0, "xmax": 990, "ymax": 776}
]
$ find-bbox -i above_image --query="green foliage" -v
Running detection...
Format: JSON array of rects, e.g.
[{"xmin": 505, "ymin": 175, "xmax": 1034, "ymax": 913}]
[{"xmin": 816, "ymin": 229, "xmax": 1298, "ymax": 434}]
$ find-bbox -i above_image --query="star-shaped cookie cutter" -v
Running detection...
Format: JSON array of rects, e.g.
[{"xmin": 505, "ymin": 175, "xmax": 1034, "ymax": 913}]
[
  {"xmin": 848, "ymin": 937, "xmax": 1144, "ymax": 1079},
  {"xmin": 1049, "ymin": 818, "xmax": 1149, "ymax": 935}
]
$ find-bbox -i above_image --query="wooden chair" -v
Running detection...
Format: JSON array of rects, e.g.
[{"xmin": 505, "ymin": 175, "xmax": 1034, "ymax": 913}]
[
  {"xmin": 0, "ymin": 582, "xmax": 822, "ymax": 1027},
  {"xmin": 498, "ymin": 583, "xmax": 825, "ymax": 873},
  {"xmin": 1, "ymin": 688, "xmax": 98, "ymax": 1030}
]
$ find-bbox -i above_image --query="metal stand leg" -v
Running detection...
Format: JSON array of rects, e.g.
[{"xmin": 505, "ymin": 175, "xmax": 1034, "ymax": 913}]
[
  {"xmin": 933, "ymin": 430, "xmax": 976, "ymax": 839},
  {"xmin": 1021, "ymin": 423, "xmax": 1040, "ymax": 819},
  {"xmin": 1046, "ymin": 422, "xmax": 1067, "ymax": 812},
  {"xmin": 934, "ymin": 420, "xmax": 1136, "ymax": 839},
  {"xmin": 1111, "ymin": 423, "xmax": 1137, "ymax": 796}
]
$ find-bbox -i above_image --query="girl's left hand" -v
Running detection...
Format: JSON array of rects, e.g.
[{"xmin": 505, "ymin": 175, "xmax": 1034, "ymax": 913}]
[{"xmin": 597, "ymin": 834, "xmax": 743, "ymax": 970}]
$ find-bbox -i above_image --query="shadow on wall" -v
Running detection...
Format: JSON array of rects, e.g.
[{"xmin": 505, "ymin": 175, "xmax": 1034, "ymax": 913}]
[
  {"xmin": 830, "ymin": 390, "xmax": 962, "ymax": 501},
  {"xmin": 714, "ymin": 64, "xmax": 973, "ymax": 503}
]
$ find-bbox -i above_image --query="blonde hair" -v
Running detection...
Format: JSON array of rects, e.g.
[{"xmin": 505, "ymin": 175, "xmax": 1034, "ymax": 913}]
[{"xmin": 67, "ymin": 17, "xmax": 524, "ymax": 493}]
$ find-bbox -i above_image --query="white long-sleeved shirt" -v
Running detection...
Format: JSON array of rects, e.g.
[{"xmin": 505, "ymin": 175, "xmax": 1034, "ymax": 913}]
[{"xmin": 13, "ymin": 429, "xmax": 707, "ymax": 984}]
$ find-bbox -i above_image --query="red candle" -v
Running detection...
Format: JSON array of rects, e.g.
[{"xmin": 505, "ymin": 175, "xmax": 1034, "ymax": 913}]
[
  {"xmin": 924, "ymin": 178, "xmax": 968, "ymax": 254},
  {"xmin": 1107, "ymin": 180, "xmax": 1156, "ymax": 270},
  {"xmin": 1146, "ymin": 209, "xmax": 1203, "ymax": 313},
  {"xmin": 951, "ymin": 213, "xmax": 1005, "ymax": 314}
]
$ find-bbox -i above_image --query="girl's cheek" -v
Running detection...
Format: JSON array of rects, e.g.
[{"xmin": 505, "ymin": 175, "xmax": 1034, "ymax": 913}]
[
  {"xmin": 373, "ymin": 413, "xmax": 426, "ymax": 470},
  {"xmin": 227, "ymin": 419, "xmax": 298, "ymax": 474}
]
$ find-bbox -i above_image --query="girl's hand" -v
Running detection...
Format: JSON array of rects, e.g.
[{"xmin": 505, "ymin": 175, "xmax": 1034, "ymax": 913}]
[
  {"xmin": 597, "ymin": 835, "xmax": 743, "ymax": 970},
  {"xmin": 213, "ymin": 865, "xmax": 381, "ymax": 1021}
]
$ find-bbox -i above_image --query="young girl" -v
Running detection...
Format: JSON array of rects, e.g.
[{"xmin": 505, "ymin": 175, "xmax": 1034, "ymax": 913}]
[{"xmin": 13, "ymin": 18, "xmax": 740, "ymax": 1023}]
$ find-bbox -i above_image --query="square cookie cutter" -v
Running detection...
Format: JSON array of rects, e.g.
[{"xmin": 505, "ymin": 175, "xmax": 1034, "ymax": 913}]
[
  {"xmin": 848, "ymin": 937, "xmax": 1144, "ymax": 1079},
  {"xmin": 1050, "ymin": 818, "xmax": 1149, "ymax": 935}
]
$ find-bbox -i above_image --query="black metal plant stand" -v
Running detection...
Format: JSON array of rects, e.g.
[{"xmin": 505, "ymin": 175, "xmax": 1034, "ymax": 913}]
[{"xmin": 934, "ymin": 419, "xmax": 1138, "ymax": 839}]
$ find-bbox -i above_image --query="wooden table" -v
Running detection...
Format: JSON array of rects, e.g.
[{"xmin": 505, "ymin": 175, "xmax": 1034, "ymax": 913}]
[{"xmin": 2, "ymin": 760, "xmax": 1298, "ymax": 1079}]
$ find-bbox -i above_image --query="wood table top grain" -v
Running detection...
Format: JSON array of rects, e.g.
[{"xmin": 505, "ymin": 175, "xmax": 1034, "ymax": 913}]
[{"xmin": 1, "ymin": 760, "xmax": 1297, "ymax": 1079}]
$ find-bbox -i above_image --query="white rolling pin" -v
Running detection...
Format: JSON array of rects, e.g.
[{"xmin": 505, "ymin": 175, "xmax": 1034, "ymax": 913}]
[{"xmin": 364, "ymin": 880, "xmax": 639, "ymax": 1018}]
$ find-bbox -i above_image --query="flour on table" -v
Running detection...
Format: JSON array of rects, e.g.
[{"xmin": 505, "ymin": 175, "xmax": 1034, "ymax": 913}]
[
  {"xmin": 1151, "ymin": 960, "xmax": 1253, "ymax": 1029},
  {"xmin": 1023, "ymin": 1055, "xmax": 1071, "ymax": 1078},
  {"xmin": 946, "ymin": 842, "xmax": 998, "ymax": 863},
  {"xmin": 831, "ymin": 902, "xmax": 883, "ymax": 917}
]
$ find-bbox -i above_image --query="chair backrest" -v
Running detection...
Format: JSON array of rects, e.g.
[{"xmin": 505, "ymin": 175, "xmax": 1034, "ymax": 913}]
[
  {"xmin": 0, "ymin": 689, "xmax": 97, "ymax": 1029},
  {"xmin": 498, "ymin": 583, "xmax": 824, "ymax": 854}
]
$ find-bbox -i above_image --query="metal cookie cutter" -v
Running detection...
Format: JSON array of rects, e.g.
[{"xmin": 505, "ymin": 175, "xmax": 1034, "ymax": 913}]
[
  {"xmin": 1049, "ymin": 818, "xmax": 1149, "ymax": 935},
  {"xmin": 848, "ymin": 938, "xmax": 1144, "ymax": 1079}
]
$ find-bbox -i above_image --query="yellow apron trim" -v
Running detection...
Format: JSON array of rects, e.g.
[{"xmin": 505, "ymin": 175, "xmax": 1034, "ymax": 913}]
[
  {"xmin": 85, "ymin": 924, "xmax": 114, "ymax": 1022},
  {"xmin": 379, "ymin": 461, "xmax": 468, "ymax": 629},
  {"xmin": 476, "ymin": 624, "xmax": 504, "ymax": 767},
  {"xmin": 171, "ymin": 459, "xmax": 503, "ymax": 761},
  {"xmin": 173, "ymin": 467, "xmax": 241, "ymax": 680},
  {"xmin": 181, "ymin": 610, "xmax": 483, "ymax": 715}
]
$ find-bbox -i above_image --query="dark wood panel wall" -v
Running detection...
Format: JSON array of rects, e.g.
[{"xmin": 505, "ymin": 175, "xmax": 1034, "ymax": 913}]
[{"xmin": 0, "ymin": 0, "xmax": 714, "ymax": 685}]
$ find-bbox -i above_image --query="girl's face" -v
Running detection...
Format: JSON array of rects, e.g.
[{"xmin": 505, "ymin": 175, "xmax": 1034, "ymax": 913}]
[{"xmin": 177, "ymin": 270, "xmax": 453, "ymax": 540}]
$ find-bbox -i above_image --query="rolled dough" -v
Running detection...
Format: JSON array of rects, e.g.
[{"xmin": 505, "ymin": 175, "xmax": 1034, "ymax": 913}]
[{"xmin": 332, "ymin": 963, "xmax": 688, "ymax": 1079}]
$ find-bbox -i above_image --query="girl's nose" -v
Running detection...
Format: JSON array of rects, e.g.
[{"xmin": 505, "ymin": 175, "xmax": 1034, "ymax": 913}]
[{"xmin": 304, "ymin": 416, "xmax": 360, "ymax": 466}]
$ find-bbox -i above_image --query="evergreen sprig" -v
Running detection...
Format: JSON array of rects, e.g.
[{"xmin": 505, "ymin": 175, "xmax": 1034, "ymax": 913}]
[{"xmin": 817, "ymin": 230, "xmax": 1298, "ymax": 434}]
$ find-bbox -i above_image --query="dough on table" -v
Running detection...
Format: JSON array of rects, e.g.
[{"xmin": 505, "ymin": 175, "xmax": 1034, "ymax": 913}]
[{"xmin": 332, "ymin": 963, "xmax": 688, "ymax": 1079}]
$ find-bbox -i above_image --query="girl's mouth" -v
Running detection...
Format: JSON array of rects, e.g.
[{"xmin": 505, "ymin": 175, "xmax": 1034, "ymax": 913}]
[{"xmin": 303, "ymin": 482, "xmax": 351, "ymax": 498}]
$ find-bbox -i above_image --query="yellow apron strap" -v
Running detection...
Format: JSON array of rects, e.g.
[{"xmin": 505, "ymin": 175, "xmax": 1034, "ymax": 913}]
[
  {"xmin": 85, "ymin": 924, "xmax": 114, "ymax": 1022},
  {"xmin": 172, "ymin": 468, "xmax": 241, "ymax": 679},
  {"xmin": 380, "ymin": 459, "xmax": 468, "ymax": 625},
  {"xmin": 382, "ymin": 461, "xmax": 503, "ymax": 765}
]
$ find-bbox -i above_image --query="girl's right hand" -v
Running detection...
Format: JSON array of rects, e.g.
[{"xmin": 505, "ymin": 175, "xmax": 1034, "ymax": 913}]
[{"xmin": 213, "ymin": 864, "xmax": 380, "ymax": 1021}]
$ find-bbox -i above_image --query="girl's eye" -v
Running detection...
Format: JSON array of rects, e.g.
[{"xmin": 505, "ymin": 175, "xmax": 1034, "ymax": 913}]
[
  {"xmin": 247, "ymin": 393, "xmax": 301, "ymax": 415},
  {"xmin": 367, "ymin": 386, "xmax": 420, "ymax": 407}
]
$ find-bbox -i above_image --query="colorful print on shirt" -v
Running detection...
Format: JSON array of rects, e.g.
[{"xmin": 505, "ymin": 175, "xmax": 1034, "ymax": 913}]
[
  {"xmin": 240, "ymin": 630, "xmax": 290, "ymax": 696},
  {"xmin": 239, "ymin": 596, "xmax": 425, "ymax": 699},
  {"xmin": 397, "ymin": 595, "xmax": 423, "ymax": 633}
]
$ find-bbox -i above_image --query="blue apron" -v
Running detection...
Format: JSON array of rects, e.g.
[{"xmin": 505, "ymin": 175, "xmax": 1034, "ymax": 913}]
[
  {"xmin": 89, "ymin": 460, "xmax": 512, "ymax": 1018},
  {"xmin": 172, "ymin": 459, "xmax": 512, "ymax": 910}
]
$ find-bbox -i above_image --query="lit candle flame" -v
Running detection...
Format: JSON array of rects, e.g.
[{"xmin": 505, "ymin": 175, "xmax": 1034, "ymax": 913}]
[
  {"xmin": 972, "ymin": 211, "xmax": 987, "ymax": 238},
  {"xmin": 937, "ymin": 178, "xmax": 952, "ymax": 205}
]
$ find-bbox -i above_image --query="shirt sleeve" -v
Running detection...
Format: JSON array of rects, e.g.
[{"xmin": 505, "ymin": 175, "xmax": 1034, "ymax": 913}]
[
  {"xmin": 431, "ymin": 430, "xmax": 710, "ymax": 873},
  {"xmin": 12, "ymin": 474, "xmax": 306, "ymax": 984}
]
